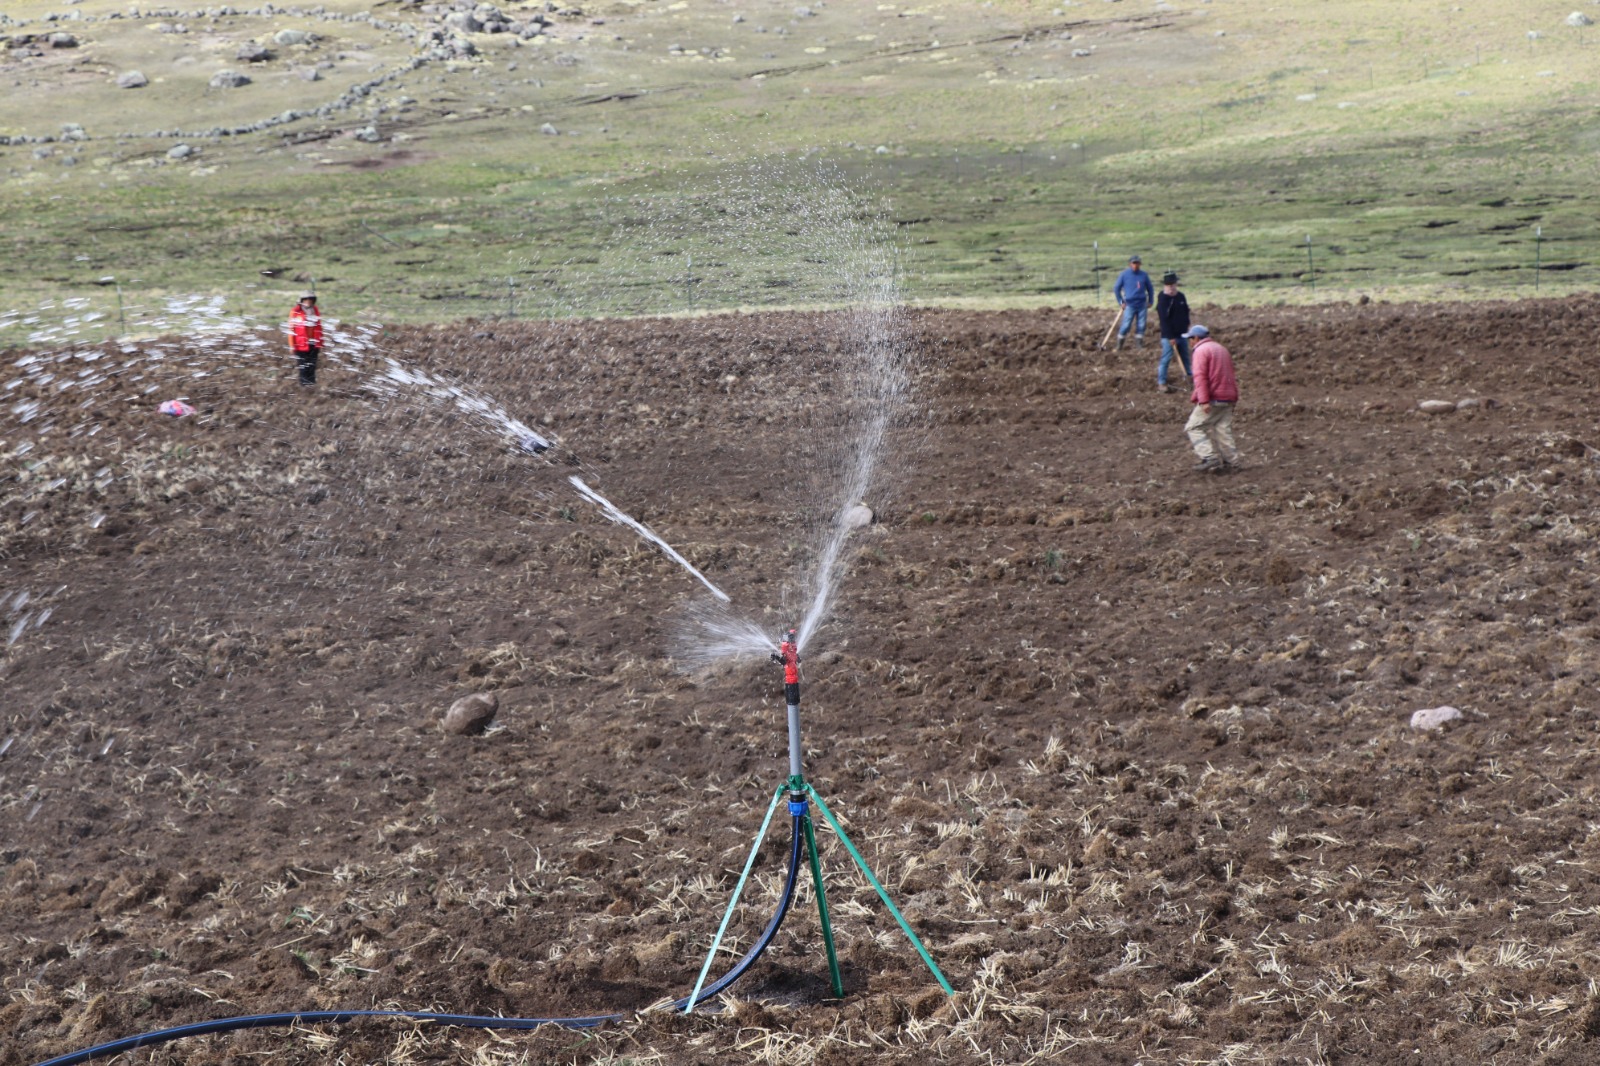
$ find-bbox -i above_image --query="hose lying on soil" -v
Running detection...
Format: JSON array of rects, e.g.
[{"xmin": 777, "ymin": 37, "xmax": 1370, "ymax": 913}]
[{"xmin": 33, "ymin": 815, "xmax": 807, "ymax": 1066}]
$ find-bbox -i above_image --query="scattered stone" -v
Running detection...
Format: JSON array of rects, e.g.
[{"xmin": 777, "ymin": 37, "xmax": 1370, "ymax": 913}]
[
  {"xmin": 236, "ymin": 41, "xmax": 271, "ymax": 61},
  {"xmin": 842, "ymin": 503, "xmax": 874, "ymax": 529},
  {"xmin": 209, "ymin": 69, "xmax": 251, "ymax": 89},
  {"xmin": 167, "ymin": 143, "xmax": 194, "ymax": 159},
  {"xmin": 354, "ymin": 125, "xmax": 381, "ymax": 142},
  {"xmin": 273, "ymin": 27, "xmax": 310, "ymax": 45},
  {"xmin": 61, "ymin": 123, "xmax": 86, "ymax": 141},
  {"xmin": 48, "ymin": 32, "xmax": 78, "ymax": 47},
  {"xmin": 295, "ymin": 65, "xmax": 321, "ymax": 81},
  {"xmin": 1569, "ymin": 12, "xmax": 1595, "ymax": 26},
  {"xmin": 540, "ymin": 122, "xmax": 558, "ymax": 134},
  {"xmin": 1454, "ymin": 397, "xmax": 1481, "ymax": 410},
  {"xmin": 443, "ymin": 692, "xmax": 498, "ymax": 735},
  {"xmin": 1410, "ymin": 705, "xmax": 1462, "ymax": 731},
  {"xmin": 444, "ymin": 11, "xmax": 482, "ymax": 31},
  {"xmin": 1417, "ymin": 399, "xmax": 1457, "ymax": 414}
]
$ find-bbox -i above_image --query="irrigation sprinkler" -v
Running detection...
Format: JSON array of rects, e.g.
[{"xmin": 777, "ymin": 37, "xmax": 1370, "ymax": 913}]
[
  {"xmin": 1093, "ymin": 241, "xmax": 1101, "ymax": 302},
  {"xmin": 1535, "ymin": 225, "xmax": 1542, "ymax": 291},
  {"xmin": 685, "ymin": 629, "xmax": 954, "ymax": 1012}
]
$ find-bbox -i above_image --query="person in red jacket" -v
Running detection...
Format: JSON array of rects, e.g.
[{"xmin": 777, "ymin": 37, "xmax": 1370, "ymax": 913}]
[
  {"xmin": 1182, "ymin": 325, "xmax": 1240, "ymax": 473},
  {"xmin": 288, "ymin": 292, "xmax": 323, "ymax": 386}
]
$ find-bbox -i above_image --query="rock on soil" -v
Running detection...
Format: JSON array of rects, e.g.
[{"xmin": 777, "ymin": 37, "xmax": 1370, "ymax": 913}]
[
  {"xmin": 1417, "ymin": 399, "xmax": 1457, "ymax": 413},
  {"xmin": 209, "ymin": 70, "xmax": 251, "ymax": 89},
  {"xmin": 1410, "ymin": 705, "xmax": 1463, "ymax": 730},
  {"xmin": 116, "ymin": 71, "xmax": 148, "ymax": 88},
  {"xmin": 443, "ymin": 692, "xmax": 499, "ymax": 735}
]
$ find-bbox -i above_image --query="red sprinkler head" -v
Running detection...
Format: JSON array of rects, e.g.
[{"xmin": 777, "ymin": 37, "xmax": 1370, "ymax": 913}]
[{"xmin": 772, "ymin": 629, "xmax": 800, "ymax": 685}]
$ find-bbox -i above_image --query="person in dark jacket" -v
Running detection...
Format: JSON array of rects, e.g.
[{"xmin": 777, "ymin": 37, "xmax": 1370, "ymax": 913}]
[
  {"xmin": 1155, "ymin": 272, "xmax": 1191, "ymax": 393},
  {"xmin": 288, "ymin": 292, "xmax": 322, "ymax": 386},
  {"xmin": 1111, "ymin": 255, "xmax": 1154, "ymax": 350}
]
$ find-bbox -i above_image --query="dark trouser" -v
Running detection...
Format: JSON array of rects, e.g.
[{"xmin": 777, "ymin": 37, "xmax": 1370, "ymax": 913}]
[{"xmin": 295, "ymin": 345, "xmax": 320, "ymax": 386}]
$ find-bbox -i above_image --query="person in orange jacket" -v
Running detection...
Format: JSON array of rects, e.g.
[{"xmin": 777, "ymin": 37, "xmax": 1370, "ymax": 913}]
[{"xmin": 288, "ymin": 291, "xmax": 323, "ymax": 386}]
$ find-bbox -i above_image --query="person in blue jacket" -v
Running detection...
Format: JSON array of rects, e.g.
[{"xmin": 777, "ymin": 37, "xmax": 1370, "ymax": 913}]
[{"xmin": 1112, "ymin": 255, "xmax": 1155, "ymax": 350}]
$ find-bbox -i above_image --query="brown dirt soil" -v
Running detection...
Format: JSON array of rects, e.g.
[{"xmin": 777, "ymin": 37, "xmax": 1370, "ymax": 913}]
[{"xmin": 5, "ymin": 296, "xmax": 1600, "ymax": 1065}]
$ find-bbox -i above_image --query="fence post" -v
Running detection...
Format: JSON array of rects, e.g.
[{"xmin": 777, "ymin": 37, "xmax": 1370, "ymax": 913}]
[
  {"xmin": 1305, "ymin": 235, "xmax": 1315, "ymax": 294},
  {"xmin": 1534, "ymin": 226, "xmax": 1542, "ymax": 291},
  {"xmin": 1093, "ymin": 241, "xmax": 1101, "ymax": 302}
]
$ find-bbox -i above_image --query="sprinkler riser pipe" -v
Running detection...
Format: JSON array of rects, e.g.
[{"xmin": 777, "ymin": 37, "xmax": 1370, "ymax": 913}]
[{"xmin": 787, "ymin": 699, "xmax": 803, "ymax": 781}]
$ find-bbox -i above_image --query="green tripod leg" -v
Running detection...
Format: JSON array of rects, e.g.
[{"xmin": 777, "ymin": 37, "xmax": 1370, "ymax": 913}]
[
  {"xmin": 806, "ymin": 784, "xmax": 955, "ymax": 996},
  {"xmin": 802, "ymin": 811, "xmax": 845, "ymax": 998}
]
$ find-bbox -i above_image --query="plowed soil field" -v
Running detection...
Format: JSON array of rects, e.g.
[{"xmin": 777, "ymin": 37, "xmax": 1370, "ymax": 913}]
[{"xmin": 6, "ymin": 296, "xmax": 1600, "ymax": 1066}]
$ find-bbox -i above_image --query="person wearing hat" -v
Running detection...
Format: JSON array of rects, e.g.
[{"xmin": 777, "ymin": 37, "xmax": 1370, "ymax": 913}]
[
  {"xmin": 1182, "ymin": 325, "xmax": 1241, "ymax": 473},
  {"xmin": 1154, "ymin": 271, "xmax": 1191, "ymax": 393},
  {"xmin": 1111, "ymin": 255, "xmax": 1154, "ymax": 350},
  {"xmin": 288, "ymin": 291, "xmax": 323, "ymax": 386}
]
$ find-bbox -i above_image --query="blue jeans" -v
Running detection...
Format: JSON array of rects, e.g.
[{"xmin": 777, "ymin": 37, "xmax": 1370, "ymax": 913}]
[
  {"xmin": 1117, "ymin": 304, "xmax": 1148, "ymax": 339},
  {"xmin": 1158, "ymin": 337, "xmax": 1190, "ymax": 384}
]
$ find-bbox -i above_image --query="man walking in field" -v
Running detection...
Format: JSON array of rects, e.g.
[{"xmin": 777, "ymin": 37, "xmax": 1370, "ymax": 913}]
[
  {"xmin": 1183, "ymin": 325, "xmax": 1240, "ymax": 473},
  {"xmin": 1112, "ymin": 255, "xmax": 1154, "ymax": 350},
  {"xmin": 1155, "ymin": 272, "xmax": 1191, "ymax": 393},
  {"xmin": 288, "ymin": 291, "xmax": 322, "ymax": 387}
]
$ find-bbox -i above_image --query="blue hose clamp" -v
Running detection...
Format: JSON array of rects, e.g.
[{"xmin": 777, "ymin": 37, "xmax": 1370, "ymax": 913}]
[{"xmin": 788, "ymin": 800, "xmax": 809, "ymax": 816}]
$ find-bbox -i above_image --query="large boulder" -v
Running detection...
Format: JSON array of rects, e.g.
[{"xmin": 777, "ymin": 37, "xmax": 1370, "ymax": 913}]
[
  {"xmin": 273, "ymin": 28, "xmax": 311, "ymax": 46},
  {"xmin": 236, "ymin": 41, "xmax": 272, "ymax": 61},
  {"xmin": 116, "ymin": 71, "xmax": 149, "ymax": 88},
  {"xmin": 209, "ymin": 70, "xmax": 251, "ymax": 89}
]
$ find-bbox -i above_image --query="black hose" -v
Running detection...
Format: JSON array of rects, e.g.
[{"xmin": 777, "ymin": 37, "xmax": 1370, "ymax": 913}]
[{"xmin": 32, "ymin": 814, "xmax": 806, "ymax": 1066}]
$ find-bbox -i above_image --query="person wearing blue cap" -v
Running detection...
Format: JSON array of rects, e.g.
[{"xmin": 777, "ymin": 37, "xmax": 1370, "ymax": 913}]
[
  {"xmin": 1183, "ymin": 325, "xmax": 1241, "ymax": 473},
  {"xmin": 1112, "ymin": 255, "xmax": 1154, "ymax": 350}
]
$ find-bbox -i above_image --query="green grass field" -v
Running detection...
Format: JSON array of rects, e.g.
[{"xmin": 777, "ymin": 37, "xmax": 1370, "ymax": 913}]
[{"xmin": 2, "ymin": 0, "xmax": 1597, "ymax": 336}]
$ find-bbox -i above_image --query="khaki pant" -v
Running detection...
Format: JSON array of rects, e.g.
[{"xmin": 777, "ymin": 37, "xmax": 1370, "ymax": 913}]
[{"xmin": 1185, "ymin": 402, "xmax": 1238, "ymax": 463}]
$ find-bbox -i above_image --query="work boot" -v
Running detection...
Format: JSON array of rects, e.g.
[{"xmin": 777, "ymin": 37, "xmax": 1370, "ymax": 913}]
[
  {"xmin": 1193, "ymin": 457, "xmax": 1222, "ymax": 473},
  {"xmin": 1114, "ymin": 334, "xmax": 1126, "ymax": 351},
  {"xmin": 1135, "ymin": 334, "xmax": 1145, "ymax": 349},
  {"xmin": 1157, "ymin": 383, "xmax": 1174, "ymax": 394}
]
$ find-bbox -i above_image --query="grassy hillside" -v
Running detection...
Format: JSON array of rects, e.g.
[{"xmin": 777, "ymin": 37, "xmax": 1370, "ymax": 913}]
[{"xmin": 2, "ymin": 0, "xmax": 1597, "ymax": 333}]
